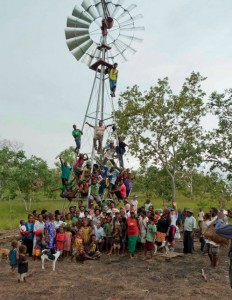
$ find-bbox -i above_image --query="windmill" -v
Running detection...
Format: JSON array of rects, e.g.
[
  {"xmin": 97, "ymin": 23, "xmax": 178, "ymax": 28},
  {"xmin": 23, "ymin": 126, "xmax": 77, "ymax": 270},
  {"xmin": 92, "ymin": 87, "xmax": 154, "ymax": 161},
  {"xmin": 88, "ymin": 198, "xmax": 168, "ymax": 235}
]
[{"xmin": 65, "ymin": 0, "xmax": 144, "ymax": 207}]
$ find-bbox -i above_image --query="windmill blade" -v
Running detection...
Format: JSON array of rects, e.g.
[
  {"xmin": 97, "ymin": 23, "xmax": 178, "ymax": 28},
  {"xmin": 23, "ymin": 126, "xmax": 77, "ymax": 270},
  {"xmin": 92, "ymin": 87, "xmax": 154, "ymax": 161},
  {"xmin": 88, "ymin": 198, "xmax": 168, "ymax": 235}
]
[
  {"xmin": 81, "ymin": 44, "xmax": 98, "ymax": 66},
  {"xmin": 120, "ymin": 14, "xmax": 143, "ymax": 26},
  {"xmin": 71, "ymin": 39, "xmax": 93, "ymax": 61},
  {"xmin": 117, "ymin": 4, "xmax": 137, "ymax": 21},
  {"xmin": 67, "ymin": 35, "xmax": 91, "ymax": 51},
  {"xmin": 72, "ymin": 5, "xmax": 93, "ymax": 23},
  {"xmin": 111, "ymin": 0, "xmax": 125, "ymax": 18},
  {"xmin": 112, "ymin": 42, "xmax": 127, "ymax": 62},
  {"xmin": 81, "ymin": 0, "xmax": 99, "ymax": 20},
  {"xmin": 106, "ymin": 0, "xmax": 114, "ymax": 15},
  {"xmin": 120, "ymin": 26, "xmax": 145, "ymax": 32},
  {"xmin": 119, "ymin": 33, "xmax": 143, "ymax": 43},
  {"xmin": 65, "ymin": 28, "xmax": 89, "ymax": 40},
  {"xmin": 116, "ymin": 39, "xmax": 137, "ymax": 54},
  {"xmin": 67, "ymin": 16, "xmax": 91, "ymax": 29},
  {"xmin": 93, "ymin": 0, "xmax": 104, "ymax": 17}
]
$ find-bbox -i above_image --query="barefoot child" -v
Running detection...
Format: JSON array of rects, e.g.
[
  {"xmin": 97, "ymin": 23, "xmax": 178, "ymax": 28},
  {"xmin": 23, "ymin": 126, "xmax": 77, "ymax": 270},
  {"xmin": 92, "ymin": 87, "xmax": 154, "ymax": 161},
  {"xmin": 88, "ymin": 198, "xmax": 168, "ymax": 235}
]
[
  {"xmin": 143, "ymin": 216, "xmax": 157, "ymax": 260},
  {"xmin": 55, "ymin": 226, "xmax": 66, "ymax": 254},
  {"xmin": 9, "ymin": 240, "xmax": 18, "ymax": 272},
  {"xmin": 112, "ymin": 228, "xmax": 121, "ymax": 256},
  {"xmin": 18, "ymin": 245, "xmax": 28, "ymax": 283},
  {"xmin": 63, "ymin": 226, "xmax": 72, "ymax": 257}
]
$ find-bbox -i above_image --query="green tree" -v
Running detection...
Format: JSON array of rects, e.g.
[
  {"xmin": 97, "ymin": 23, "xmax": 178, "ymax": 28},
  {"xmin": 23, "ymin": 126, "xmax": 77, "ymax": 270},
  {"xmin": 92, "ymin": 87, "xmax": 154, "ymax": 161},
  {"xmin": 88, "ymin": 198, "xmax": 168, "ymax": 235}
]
[
  {"xmin": 0, "ymin": 142, "xmax": 54, "ymax": 211},
  {"xmin": 116, "ymin": 72, "xmax": 206, "ymax": 201},
  {"xmin": 206, "ymin": 89, "xmax": 232, "ymax": 179}
]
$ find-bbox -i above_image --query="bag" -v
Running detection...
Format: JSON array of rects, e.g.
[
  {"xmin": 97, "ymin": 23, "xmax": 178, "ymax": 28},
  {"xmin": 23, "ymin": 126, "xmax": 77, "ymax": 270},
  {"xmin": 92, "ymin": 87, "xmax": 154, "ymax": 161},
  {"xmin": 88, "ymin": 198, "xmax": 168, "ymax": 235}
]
[
  {"xmin": 203, "ymin": 223, "xmax": 229, "ymax": 247},
  {"xmin": 174, "ymin": 226, "xmax": 181, "ymax": 239}
]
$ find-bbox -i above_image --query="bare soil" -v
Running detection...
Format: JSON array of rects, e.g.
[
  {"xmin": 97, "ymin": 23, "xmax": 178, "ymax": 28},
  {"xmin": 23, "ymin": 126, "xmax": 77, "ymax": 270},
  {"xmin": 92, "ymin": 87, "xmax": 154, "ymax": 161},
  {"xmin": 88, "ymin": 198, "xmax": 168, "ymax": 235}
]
[{"xmin": 0, "ymin": 231, "xmax": 231, "ymax": 300}]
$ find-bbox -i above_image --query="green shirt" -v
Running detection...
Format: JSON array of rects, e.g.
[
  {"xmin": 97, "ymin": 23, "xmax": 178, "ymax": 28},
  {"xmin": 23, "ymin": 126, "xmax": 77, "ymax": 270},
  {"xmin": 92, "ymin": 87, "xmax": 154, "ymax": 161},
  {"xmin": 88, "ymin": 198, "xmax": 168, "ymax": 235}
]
[
  {"xmin": 101, "ymin": 200, "xmax": 108, "ymax": 211},
  {"xmin": 104, "ymin": 223, "xmax": 113, "ymax": 237},
  {"xmin": 146, "ymin": 224, "xmax": 157, "ymax": 242},
  {"xmin": 72, "ymin": 129, "xmax": 83, "ymax": 140}
]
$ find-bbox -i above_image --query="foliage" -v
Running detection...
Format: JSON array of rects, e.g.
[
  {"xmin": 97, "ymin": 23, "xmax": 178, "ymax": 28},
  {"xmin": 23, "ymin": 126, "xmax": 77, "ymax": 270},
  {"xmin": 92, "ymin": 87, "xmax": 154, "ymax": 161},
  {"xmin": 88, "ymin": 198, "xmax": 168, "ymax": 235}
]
[
  {"xmin": 206, "ymin": 89, "xmax": 232, "ymax": 179},
  {"xmin": 0, "ymin": 142, "xmax": 57, "ymax": 211},
  {"xmin": 116, "ymin": 72, "xmax": 206, "ymax": 200}
]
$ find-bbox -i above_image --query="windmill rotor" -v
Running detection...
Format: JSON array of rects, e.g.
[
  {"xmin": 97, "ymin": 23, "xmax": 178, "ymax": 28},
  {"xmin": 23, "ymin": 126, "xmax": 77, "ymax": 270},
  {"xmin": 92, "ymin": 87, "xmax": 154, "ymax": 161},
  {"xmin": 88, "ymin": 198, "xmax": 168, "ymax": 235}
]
[{"xmin": 65, "ymin": 0, "xmax": 144, "ymax": 67}]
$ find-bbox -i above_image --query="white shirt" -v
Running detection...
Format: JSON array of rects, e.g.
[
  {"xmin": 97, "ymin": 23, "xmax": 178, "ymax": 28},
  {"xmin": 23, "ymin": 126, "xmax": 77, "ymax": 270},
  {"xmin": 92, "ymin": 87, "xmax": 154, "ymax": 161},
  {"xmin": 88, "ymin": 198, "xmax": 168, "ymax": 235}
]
[
  {"xmin": 184, "ymin": 216, "xmax": 196, "ymax": 231},
  {"xmin": 170, "ymin": 214, "xmax": 178, "ymax": 226},
  {"xmin": 79, "ymin": 212, "xmax": 85, "ymax": 218},
  {"xmin": 94, "ymin": 225, "xmax": 105, "ymax": 241},
  {"xmin": 198, "ymin": 211, "xmax": 204, "ymax": 221},
  {"xmin": 144, "ymin": 203, "xmax": 152, "ymax": 212},
  {"xmin": 131, "ymin": 200, "xmax": 138, "ymax": 211},
  {"xmin": 54, "ymin": 220, "xmax": 64, "ymax": 229}
]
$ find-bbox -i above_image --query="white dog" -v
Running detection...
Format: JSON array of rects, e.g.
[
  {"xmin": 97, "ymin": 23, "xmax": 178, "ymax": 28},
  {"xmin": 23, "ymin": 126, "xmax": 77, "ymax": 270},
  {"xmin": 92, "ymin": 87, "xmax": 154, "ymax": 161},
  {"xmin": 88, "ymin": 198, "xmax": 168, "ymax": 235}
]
[
  {"xmin": 154, "ymin": 241, "xmax": 169, "ymax": 255},
  {"xmin": 41, "ymin": 249, "xmax": 61, "ymax": 271}
]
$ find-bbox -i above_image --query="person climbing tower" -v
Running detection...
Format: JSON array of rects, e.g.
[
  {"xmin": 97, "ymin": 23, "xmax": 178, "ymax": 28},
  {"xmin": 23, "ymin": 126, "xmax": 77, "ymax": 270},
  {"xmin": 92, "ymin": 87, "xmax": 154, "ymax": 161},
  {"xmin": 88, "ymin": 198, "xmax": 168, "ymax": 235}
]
[
  {"xmin": 72, "ymin": 124, "xmax": 83, "ymax": 154},
  {"xmin": 86, "ymin": 120, "xmax": 112, "ymax": 153},
  {"xmin": 109, "ymin": 63, "xmax": 118, "ymax": 97}
]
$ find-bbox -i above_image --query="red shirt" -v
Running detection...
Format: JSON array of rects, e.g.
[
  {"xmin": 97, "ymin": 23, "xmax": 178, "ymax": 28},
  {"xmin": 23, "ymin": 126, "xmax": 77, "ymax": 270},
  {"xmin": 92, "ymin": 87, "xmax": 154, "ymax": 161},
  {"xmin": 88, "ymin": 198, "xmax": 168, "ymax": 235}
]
[
  {"xmin": 56, "ymin": 233, "xmax": 66, "ymax": 250},
  {"xmin": 126, "ymin": 218, "xmax": 139, "ymax": 236},
  {"xmin": 118, "ymin": 183, "xmax": 126, "ymax": 198}
]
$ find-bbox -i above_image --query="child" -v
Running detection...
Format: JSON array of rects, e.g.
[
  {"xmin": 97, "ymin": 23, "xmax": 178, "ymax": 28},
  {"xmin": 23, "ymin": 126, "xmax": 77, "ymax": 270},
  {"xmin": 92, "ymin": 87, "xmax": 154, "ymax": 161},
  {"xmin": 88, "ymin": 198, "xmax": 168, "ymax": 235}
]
[
  {"xmin": 85, "ymin": 234, "xmax": 100, "ymax": 260},
  {"xmin": 71, "ymin": 232, "xmax": 84, "ymax": 261},
  {"xmin": 33, "ymin": 230, "xmax": 43, "ymax": 260},
  {"xmin": 18, "ymin": 245, "xmax": 28, "ymax": 283},
  {"xmin": 104, "ymin": 216, "xmax": 113, "ymax": 254},
  {"xmin": 112, "ymin": 228, "xmax": 121, "ymax": 256},
  {"xmin": 63, "ymin": 226, "xmax": 72, "ymax": 257},
  {"xmin": 143, "ymin": 216, "xmax": 157, "ymax": 260},
  {"xmin": 19, "ymin": 220, "xmax": 29, "ymax": 240},
  {"xmin": 55, "ymin": 226, "xmax": 66, "ymax": 253},
  {"xmin": 75, "ymin": 246, "xmax": 86, "ymax": 264},
  {"xmin": 9, "ymin": 240, "xmax": 18, "ymax": 272}
]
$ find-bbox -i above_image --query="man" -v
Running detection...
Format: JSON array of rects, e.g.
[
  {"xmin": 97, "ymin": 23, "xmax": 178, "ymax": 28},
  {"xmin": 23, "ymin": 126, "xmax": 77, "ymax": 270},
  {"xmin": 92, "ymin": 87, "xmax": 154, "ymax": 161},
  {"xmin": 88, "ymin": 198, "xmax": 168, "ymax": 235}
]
[
  {"xmin": 86, "ymin": 120, "xmax": 112, "ymax": 153},
  {"xmin": 94, "ymin": 221, "xmax": 105, "ymax": 251},
  {"xmin": 72, "ymin": 124, "xmax": 83, "ymax": 154},
  {"xmin": 103, "ymin": 141, "xmax": 117, "ymax": 166},
  {"xmin": 131, "ymin": 195, "xmax": 138, "ymax": 212},
  {"xmin": 110, "ymin": 180, "xmax": 126, "ymax": 202},
  {"xmin": 109, "ymin": 63, "xmax": 118, "ymax": 97},
  {"xmin": 183, "ymin": 209, "xmax": 196, "ymax": 254},
  {"xmin": 59, "ymin": 157, "xmax": 72, "ymax": 185},
  {"xmin": 205, "ymin": 208, "xmax": 220, "ymax": 268}
]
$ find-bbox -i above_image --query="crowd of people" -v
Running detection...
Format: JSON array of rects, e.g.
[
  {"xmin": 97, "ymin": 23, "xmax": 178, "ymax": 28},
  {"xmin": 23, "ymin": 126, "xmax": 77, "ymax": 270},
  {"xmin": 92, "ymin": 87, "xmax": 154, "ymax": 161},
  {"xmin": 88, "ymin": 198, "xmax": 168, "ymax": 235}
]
[{"xmin": 7, "ymin": 199, "xmax": 232, "ymax": 287}]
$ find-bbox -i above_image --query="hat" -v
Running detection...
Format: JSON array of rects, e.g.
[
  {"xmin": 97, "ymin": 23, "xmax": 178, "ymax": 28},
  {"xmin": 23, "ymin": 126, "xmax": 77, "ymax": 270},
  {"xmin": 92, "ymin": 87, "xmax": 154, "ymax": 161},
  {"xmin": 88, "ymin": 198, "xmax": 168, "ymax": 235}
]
[
  {"xmin": 86, "ymin": 162, "xmax": 91, "ymax": 166},
  {"xmin": 186, "ymin": 209, "xmax": 193, "ymax": 213}
]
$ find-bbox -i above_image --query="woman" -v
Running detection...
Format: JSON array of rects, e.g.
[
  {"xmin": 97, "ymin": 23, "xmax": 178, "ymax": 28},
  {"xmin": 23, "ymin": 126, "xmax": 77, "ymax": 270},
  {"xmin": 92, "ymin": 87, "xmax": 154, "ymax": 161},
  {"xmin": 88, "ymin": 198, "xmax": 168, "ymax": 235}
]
[
  {"xmin": 138, "ymin": 210, "xmax": 148, "ymax": 250},
  {"xmin": 167, "ymin": 202, "xmax": 178, "ymax": 250},
  {"xmin": 156, "ymin": 209, "xmax": 171, "ymax": 247},
  {"xmin": 44, "ymin": 213, "xmax": 56, "ymax": 254},
  {"xmin": 126, "ymin": 210, "xmax": 139, "ymax": 258},
  {"xmin": 33, "ymin": 214, "xmax": 45, "ymax": 258},
  {"xmin": 23, "ymin": 214, "xmax": 34, "ymax": 257}
]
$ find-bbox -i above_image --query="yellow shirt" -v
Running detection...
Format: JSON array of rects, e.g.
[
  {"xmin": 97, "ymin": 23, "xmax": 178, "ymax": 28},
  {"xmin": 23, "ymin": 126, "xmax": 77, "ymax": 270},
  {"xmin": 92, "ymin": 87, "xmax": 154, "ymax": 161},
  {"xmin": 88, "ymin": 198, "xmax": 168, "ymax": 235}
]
[{"xmin": 109, "ymin": 68, "xmax": 118, "ymax": 81}]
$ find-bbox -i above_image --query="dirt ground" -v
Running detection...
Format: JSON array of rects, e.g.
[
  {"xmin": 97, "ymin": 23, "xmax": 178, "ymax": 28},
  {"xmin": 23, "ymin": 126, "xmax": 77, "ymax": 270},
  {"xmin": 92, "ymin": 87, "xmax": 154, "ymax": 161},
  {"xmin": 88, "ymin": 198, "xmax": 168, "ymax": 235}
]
[{"xmin": 0, "ymin": 231, "xmax": 231, "ymax": 300}]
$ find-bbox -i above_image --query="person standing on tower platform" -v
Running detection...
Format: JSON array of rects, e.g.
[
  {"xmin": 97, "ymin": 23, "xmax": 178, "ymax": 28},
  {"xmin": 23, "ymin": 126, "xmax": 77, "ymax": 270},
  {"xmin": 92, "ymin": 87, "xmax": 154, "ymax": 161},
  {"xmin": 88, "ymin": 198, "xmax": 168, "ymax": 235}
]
[
  {"xmin": 109, "ymin": 63, "xmax": 118, "ymax": 97},
  {"xmin": 72, "ymin": 124, "xmax": 83, "ymax": 154},
  {"xmin": 86, "ymin": 120, "xmax": 112, "ymax": 153}
]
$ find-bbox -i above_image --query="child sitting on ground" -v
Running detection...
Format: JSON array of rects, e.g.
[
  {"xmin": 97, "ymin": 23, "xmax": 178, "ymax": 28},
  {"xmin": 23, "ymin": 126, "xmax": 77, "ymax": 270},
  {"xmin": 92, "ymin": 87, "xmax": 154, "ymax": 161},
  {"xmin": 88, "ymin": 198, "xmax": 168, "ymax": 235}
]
[
  {"xmin": 9, "ymin": 240, "xmax": 18, "ymax": 272},
  {"xmin": 71, "ymin": 232, "xmax": 84, "ymax": 261},
  {"xmin": 18, "ymin": 245, "xmax": 28, "ymax": 283}
]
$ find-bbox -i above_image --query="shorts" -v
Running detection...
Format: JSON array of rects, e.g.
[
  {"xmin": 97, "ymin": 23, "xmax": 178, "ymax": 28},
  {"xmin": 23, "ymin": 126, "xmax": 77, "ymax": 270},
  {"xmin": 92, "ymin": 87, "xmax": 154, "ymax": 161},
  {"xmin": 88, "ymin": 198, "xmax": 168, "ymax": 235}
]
[
  {"xmin": 144, "ymin": 241, "xmax": 155, "ymax": 251},
  {"xmin": 113, "ymin": 243, "xmax": 121, "ymax": 250},
  {"xmin": 110, "ymin": 79, "xmax": 117, "ymax": 90},
  {"xmin": 206, "ymin": 243, "xmax": 219, "ymax": 255}
]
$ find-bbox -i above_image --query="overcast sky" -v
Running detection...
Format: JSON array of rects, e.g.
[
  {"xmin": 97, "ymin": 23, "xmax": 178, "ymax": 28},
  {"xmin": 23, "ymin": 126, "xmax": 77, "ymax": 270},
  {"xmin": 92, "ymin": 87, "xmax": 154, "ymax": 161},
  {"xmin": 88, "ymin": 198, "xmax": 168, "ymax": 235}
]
[{"xmin": 1, "ymin": 0, "xmax": 232, "ymax": 168}]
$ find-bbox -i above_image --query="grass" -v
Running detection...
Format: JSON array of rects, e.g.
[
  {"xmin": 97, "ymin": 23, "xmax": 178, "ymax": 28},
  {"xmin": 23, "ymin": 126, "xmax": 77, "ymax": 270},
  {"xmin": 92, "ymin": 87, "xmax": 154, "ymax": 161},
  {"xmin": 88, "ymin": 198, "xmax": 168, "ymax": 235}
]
[{"xmin": 0, "ymin": 191, "xmax": 230, "ymax": 230}]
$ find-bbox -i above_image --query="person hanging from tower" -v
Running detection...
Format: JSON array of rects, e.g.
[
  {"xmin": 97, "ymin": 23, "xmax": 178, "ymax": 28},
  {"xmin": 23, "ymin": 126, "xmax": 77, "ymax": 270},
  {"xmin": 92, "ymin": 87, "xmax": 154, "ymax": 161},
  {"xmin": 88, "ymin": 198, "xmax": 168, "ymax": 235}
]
[
  {"xmin": 72, "ymin": 124, "xmax": 83, "ymax": 154},
  {"xmin": 109, "ymin": 63, "xmax": 118, "ymax": 97},
  {"xmin": 115, "ymin": 136, "xmax": 128, "ymax": 168},
  {"xmin": 86, "ymin": 120, "xmax": 112, "ymax": 153}
]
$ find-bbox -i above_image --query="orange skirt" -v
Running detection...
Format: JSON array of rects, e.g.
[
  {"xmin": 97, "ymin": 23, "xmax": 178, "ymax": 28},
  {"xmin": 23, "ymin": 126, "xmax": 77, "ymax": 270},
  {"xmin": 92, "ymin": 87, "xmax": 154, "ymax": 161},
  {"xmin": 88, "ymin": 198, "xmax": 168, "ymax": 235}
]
[{"xmin": 156, "ymin": 232, "xmax": 166, "ymax": 242}]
